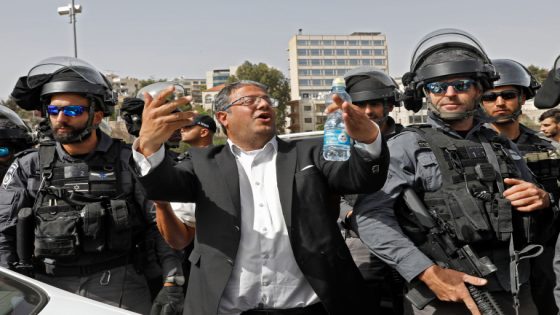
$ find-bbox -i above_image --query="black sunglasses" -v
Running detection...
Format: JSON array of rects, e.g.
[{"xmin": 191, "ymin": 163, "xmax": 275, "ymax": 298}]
[
  {"xmin": 481, "ymin": 90, "xmax": 519, "ymax": 102},
  {"xmin": 425, "ymin": 79, "xmax": 475, "ymax": 94}
]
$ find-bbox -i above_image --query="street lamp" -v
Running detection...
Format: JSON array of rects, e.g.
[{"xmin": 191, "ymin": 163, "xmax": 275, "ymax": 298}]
[{"xmin": 57, "ymin": 0, "xmax": 82, "ymax": 58}]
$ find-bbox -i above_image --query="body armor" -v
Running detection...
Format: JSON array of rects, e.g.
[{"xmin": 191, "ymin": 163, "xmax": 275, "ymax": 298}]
[
  {"xmin": 398, "ymin": 125, "xmax": 534, "ymax": 248},
  {"xmin": 33, "ymin": 140, "xmax": 144, "ymax": 265}
]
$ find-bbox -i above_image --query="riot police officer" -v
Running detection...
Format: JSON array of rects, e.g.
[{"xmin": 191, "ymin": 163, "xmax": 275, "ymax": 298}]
[
  {"xmin": 481, "ymin": 58, "xmax": 559, "ymax": 315},
  {"xmin": 0, "ymin": 105, "xmax": 35, "ymax": 180},
  {"xmin": 0, "ymin": 56, "xmax": 184, "ymax": 315},
  {"xmin": 353, "ymin": 29, "xmax": 551, "ymax": 314},
  {"xmin": 340, "ymin": 67, "xmax": 405, "ymax": 314}
]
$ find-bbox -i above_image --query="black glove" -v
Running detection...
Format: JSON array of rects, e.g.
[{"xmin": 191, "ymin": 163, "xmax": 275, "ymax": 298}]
[{"xmin": 150, "ymin": 285, "xmax": 184, "ymax": 315}]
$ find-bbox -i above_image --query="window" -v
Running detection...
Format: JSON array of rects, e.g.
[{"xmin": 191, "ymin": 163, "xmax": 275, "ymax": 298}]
[
  {"xmin": 310, "ymin": 40, "xmax": 321, "ymax": 46},
  {"xmin": 312, "ymin": 79, "xmax": 322, "ymax": 86},
  {"xmin": 298, "ymin": 69, "xmax": 309, "ymax": 76},
  {"xmin": 349, "ymin": 59, "xmax": 360, "ymax": 66},
  {"xmin": 373, "ymin": 40, "xmax": 385, "ymax": 46},
  {"xmin": 299, "ymin": 79, "xmax": 310, "ymax": 86},
  {"xmin": 324, "ymin": 69, "xmax": 334, "ymax": 76},
  {"xmin": 348, "ymin": 49, "xmax": 359, "ymax": 56},
  {"xmin": 323, "ymin": 59, "xmax": 335, "ymax": 66},
  {"xmin": 336, "ymin": 69, "xmax": 347, "ymax": 76},
  {"xmin": 362, "ymin": 59, "xmax": 372, "ymax": 65},
  {"xmin": 297, "ymin": 49, "xmax": 307, "ymax": 56},
  {"xmin": 311, "ymin": 69, "xmax": 322, "ymax": 76},
  {"xmin": 304, "ymin": 118, "xmax": 313, "ymax": 123},
  {"xmin": 361, "ymin": 49, "xmax": 373, "ymax": 55},
  {"xmin": 374, "ymin": 59, "xmax": 386, "ymax": 66},
  {"xmin": 374, "ymin": 49, "xmax": 385, "ymax": 56},
  {"xmin": 297, "ymin": 40, "xmax": 308, "ymax": 46},
  {"xmin": 323, "ymin": 40, "xmax": 333, "ymax": 46},
  {"xmin": 348, "ymin": 40, "xmax": 358, "ymax": 46},
  {"xmin": 310, "ymin": 59, "xmax": 321, "ymax": 66},
  {"xmin": 310, "ymin": 49, "xmax": 321, "ymax": 56},
  {"xmin": 361, "ymin": 40, "xmax": 372, "ymax": 46},
  {"xmin": 335, "ymin": 40, "xmax": 346, "ymax": 46},
  {"xmin": 304, "ymin": 106, "xmax": 312, "ymax": 111},
  {"xmin": 323, "ymin": 49, "xmax": 334, "ymax": 56},
  {"xmin": 336, "ymin": 49, "xmax": 346, "ymax": 56},
  {"xmin": 336, "ymin": 59, "xmax": 347, "ymax": 66},
  {"xmin": 298, "ymin": 59, "xmax": 308, "ymax": 66}
]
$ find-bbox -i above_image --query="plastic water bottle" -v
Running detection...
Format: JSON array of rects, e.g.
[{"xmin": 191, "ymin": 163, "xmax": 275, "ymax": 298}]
[{"xmin": 323, "ymin": 77, "xmax": 352, "ymax": 161}]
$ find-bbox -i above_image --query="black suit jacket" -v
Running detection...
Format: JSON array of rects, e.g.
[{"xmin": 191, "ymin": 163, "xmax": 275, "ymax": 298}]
[{"xmin": 137, "ymin": 137, "xmax": 389, "ymax": 314}]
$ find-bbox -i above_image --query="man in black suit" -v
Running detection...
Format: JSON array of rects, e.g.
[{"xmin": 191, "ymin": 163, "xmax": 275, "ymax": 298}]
[{"xmin": 131, "ymin": 80, "xmax": 389, "ymax": 315}]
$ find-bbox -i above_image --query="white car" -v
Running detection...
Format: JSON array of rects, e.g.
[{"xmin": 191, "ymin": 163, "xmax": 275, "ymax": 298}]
[{"xmin": 0, "ymin": 267, "xmax": 138, "ymax": 314}]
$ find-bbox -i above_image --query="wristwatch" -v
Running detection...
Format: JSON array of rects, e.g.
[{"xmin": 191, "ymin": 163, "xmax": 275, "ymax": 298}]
[{"xmin": 164, "ymin": 275, "xmax": 185, "ymax": 286}]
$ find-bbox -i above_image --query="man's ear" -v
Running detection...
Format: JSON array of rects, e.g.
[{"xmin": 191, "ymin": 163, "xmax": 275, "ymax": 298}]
[
  {"xmin": 93, "ymin": 111, "xmax": 104, "ymax": 125},
  {"xmin": 200, "ymin": 128, "xmax": 209, "ymax": 138},
  {"xmin": 215, "ymin": 111, "xmax": 228, "ymax": 129}
]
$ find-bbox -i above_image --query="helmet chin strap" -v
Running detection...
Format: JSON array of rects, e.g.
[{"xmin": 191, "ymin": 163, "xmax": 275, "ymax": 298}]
[
  {"xmin": 374, "ymin": 101, "xmax": 391, "ymax": 125},
  {"xmin": 427, "ymin": 102, "xmax": 478, "ymax": 121}
]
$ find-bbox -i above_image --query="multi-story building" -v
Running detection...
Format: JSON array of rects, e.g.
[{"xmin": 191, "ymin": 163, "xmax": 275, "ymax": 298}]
[
  {"xmin": 175, "ymin": 77, "xmax": 206, "ymax": 105},
  {"xmin": 288, "ymin": 32, "xmax": 389, "ymax": 101},
  {"xmin": 286, "ymin": 32, "xmax": 389, "ymax": 132},
  {"xmin": 206, "ymin": 67, "xmax": 237, "ymax": 89},
  {"xmin": 105, "ymin": 73, "xmax": 141, "ymax": 99}
]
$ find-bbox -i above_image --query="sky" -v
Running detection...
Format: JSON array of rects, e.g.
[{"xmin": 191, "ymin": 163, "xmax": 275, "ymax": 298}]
[{"xmin": 1, "ymin": 0, "xmax": 559, "ymax": 99}]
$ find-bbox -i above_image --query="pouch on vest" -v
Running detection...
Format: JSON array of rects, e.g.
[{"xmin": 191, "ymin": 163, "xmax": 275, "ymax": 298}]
[
  {"xmin": 107, "ymin": 199, "xmax": 132, "ymax": 251},
  {"xmin": 34, "ymin": 205, "xmax": 79, "ymax": 258},
  {"xmin": 81, "ymin": 202, "xmax": 106, "ymax": 253},
  {"xmin": 424, "ymin": 183, "xmax": 494, "ymax": 244}
]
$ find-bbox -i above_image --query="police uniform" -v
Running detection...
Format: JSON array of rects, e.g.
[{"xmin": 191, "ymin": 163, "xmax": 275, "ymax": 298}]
[
  {"xmin": 0, "ymin": 131, "xmax": 182, "ymax": 314},
  {"xmin": 353, "ymin": 114, "xmax": 542, "ymax": 314}
]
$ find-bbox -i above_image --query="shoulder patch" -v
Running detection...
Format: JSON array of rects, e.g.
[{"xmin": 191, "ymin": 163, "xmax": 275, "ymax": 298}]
[
  {"xmin": 2, "ymin": 162, "xmax": 19, "ymax": 188},
  {"xmin": 417, "ymin": 140, "xmax": 430, "ymax": 148}
]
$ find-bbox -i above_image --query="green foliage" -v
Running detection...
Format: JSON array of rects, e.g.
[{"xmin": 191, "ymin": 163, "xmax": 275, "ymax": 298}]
[
  {"xmin": 228, "ymin": 61, "xmax": 291, "ymax": 132},
  {"xmin": 527, "ymin": 65, "xmax": 549, "ymax": 83}
]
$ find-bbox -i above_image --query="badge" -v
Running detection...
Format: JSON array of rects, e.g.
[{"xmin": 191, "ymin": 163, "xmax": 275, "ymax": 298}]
[{"xmin": 2, "ymin": 162, "xmax": 19, "ymax": 189}]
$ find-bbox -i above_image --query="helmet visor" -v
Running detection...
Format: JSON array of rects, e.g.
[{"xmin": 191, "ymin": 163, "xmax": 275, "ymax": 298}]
[
  {"xmin": 411, "ymin": 28, "xmax": 490, "ymax": 71},
  {"xmin": 554, "ymin": 55, "xmax": 560, "ymax": 81},
  {"xmin": 27, "ymin": 56, "xmax": 109, "ymax": 89},
  {"xmin": 0, "ymin": 105, "xmax": 31, "ymax": 132}
]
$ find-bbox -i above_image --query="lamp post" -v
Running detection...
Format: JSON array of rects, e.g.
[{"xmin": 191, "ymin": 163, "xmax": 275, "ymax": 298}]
[{"xmin": 57, "ymin": 0, "xmax": 82, "ymax": 58}]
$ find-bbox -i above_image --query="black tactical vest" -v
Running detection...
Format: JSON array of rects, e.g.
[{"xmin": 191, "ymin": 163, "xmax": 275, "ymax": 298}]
[
  {"xmin": 397, "ymin": 125, "xmax": 533, "ymax": 248},
  {"xmin": 33, "ymin": 140, "xmax": 145, "ymax": 262}
]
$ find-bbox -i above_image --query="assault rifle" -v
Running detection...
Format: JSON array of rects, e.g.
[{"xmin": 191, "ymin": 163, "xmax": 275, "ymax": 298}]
[{"xmin": 403, "ymin": 188, "xmax": 504, "ymax": 315}]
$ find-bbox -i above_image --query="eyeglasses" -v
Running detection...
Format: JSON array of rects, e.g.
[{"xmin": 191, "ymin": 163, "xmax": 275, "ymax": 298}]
[
  {"xmin": 47, "ymin": 105, "xmax": 87, "ymax": 117},
  {"xmin": 222, "ymin": 95, "xmax": 278, "ymax": 111},
  {"xmin": 0, "ymin": 147, "xmax": 10, "ymax": 157},
  {"xmin": 481, "ymin": 90, "xmax": 519, "ymax": 102},
  {"xmin": 425, "ymin": 79, "xmax": 476, "ymax": 94}
]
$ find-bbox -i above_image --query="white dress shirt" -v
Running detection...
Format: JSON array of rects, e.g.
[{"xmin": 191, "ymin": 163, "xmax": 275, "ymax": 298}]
[{"xmin": 132, "ymin": 130, "xmax": 382, "ymax": 314}]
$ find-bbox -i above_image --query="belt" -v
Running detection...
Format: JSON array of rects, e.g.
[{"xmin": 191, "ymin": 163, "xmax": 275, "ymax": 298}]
[
  {"xmin": 36, "ymin": 255, "xmax": 131, "ymax": 277},
  {"xmin": 241, "ymin": 303, "xmax": 327, "ymax": 315}
]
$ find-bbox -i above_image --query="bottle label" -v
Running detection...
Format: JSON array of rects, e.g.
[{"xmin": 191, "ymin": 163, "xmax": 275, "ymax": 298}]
[{"xmin": 324, "ymin": 129, "xmax": 351, "ymax": 146}]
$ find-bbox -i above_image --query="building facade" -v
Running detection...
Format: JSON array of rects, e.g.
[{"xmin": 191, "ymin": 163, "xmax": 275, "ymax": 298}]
[{"xmin": 206, "ymin": 67, "xmax": 238, "ymax": 89}]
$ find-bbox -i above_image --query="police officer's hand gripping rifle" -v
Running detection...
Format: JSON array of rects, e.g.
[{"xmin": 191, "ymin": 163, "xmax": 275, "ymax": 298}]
[{"xmin": 402, "ymin": 188, "xmax": 504, "ymax": 315}]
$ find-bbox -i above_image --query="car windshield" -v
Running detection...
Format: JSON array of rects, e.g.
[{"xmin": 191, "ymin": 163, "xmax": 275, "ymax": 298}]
[{"xmin": 0, "ymin": 271, "xmax": 46, "ymax": 315}]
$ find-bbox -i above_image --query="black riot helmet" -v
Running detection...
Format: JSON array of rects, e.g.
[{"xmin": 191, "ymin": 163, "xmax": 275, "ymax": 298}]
[
  {"xmin": 484, "ymin": 59, "xmax": 541, "ymax": 123},
  {"xmin": 0, "ymin": 105, "xmax": 36, "ymax": 151},
  {"xmin": 402, "ymin": 28, "xmax": 499, "ymax": 118},
  {"xmin": 492, "ymin": 59, "xmax": 540, "ymax": 99},
  {"xmin": 344, "ymin": 67, "xmax": 402, "ymax": 125},
  {"xmin": 10, "ymin": 57, "xmax": 117, "ymax": 143},
  {"xmin": 535, "ymin": 54, "xmax": 560, "ymax": 109}
]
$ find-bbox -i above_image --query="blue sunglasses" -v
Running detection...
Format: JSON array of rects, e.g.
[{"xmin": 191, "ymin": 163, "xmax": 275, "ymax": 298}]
[
  {"xmin": 425, "ymin": 79, "xmax": 475, "ymax": 94},
  {"xmin": 47, "ymin": 105, "xmax": 87, "ymax": 117},
  {"xmin": 0, "ymin": 147, "xmax": 11, "ymax": 157}
]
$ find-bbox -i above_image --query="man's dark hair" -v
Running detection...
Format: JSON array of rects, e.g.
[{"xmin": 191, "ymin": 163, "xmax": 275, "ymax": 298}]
[{"xmin": 539, "ymin": 108, "xmax": 560, "ymax": 123}]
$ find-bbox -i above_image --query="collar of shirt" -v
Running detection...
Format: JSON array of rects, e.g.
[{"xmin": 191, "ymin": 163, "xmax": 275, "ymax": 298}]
[
  {"xmin": 56, "ymin": 130, "xmax": 113, "ymax": 162},
  {"xmin": 227, "ymin": 137, "xmax": 278, "ymax": 159}
]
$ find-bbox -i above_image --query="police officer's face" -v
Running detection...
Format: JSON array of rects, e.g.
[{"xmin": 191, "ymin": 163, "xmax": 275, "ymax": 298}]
[
  {"xmin": 49, "ymin": 93, "xmax": 102, "ymax": 143},
  {"xmin": 540, "ymin": 117, "xmax": 560, "ymax": 138},
  {"xmin": 427, "ymin": 77, "xmax": 481, "ymax": 115},
  {"xmin": 355, "ymin": 101, "xmax": 394, "ymax": 123},
  {"xmin": 180, "ymin": 125, "xmax": 203, "ymax": 143},
  {"xmin": 481, "ymin": 85, "xmax": 524, "ymax": 122}
]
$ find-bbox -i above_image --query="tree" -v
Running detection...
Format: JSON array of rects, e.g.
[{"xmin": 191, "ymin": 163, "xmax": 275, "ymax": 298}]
[
  {"xmin": 527, "ymin": 65, "xmax": 549, "ymax": 83},
  {"xmin": 227, "ymin": 61, "xmax": 291, "ymax": 133}
]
